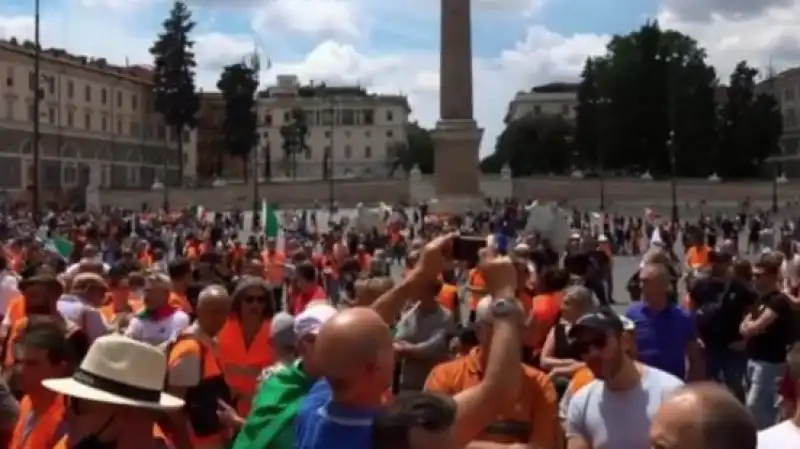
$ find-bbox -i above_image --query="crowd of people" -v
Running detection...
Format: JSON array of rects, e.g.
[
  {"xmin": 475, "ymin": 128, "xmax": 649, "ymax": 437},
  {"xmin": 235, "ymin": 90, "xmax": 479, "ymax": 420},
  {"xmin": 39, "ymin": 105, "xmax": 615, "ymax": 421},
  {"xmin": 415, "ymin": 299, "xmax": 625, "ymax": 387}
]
[{"xmin": 0, "ymin": 203, "xmax": 795, "ymax": 449}]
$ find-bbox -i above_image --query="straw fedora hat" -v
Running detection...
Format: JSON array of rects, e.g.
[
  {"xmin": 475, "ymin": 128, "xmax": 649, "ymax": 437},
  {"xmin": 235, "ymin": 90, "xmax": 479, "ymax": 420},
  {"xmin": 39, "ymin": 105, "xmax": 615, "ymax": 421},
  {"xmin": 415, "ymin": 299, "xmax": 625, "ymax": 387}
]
[{"xmin": 42, "ymin": 334, "xmax": 184, "ymax": 410}]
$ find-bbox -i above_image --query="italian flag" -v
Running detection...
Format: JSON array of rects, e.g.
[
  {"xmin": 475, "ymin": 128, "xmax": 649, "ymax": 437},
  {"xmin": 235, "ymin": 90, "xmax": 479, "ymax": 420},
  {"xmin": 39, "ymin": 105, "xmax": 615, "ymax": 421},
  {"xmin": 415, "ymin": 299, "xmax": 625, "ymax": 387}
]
[{"xmin": 261, "ymin": 200, "xmax": 280, "ymax": 239}]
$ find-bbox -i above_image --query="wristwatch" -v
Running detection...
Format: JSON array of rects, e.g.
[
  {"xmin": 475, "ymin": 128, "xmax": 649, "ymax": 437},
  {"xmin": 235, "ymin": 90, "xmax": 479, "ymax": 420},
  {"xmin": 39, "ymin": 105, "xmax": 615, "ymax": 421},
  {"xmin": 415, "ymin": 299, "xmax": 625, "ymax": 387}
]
[{"xmin": 490, "ymin": 298, "xmax": 518, "ymax": 318}]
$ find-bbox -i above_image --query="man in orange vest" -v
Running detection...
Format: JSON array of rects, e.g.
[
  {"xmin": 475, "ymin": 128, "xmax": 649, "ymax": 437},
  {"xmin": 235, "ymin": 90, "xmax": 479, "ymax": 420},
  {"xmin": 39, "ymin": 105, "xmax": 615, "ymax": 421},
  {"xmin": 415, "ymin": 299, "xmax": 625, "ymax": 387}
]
[{"xmin": 8, "ymin": 320, "xmax": 70, "ymax": 449}]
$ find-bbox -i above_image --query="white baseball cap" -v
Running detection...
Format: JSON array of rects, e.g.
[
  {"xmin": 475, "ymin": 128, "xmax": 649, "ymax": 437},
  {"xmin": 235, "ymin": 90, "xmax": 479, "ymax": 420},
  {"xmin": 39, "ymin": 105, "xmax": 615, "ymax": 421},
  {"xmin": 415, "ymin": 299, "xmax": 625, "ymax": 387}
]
[{"xmin": 293, "ymin": 304, "xmax": 337, "ymax": 337}]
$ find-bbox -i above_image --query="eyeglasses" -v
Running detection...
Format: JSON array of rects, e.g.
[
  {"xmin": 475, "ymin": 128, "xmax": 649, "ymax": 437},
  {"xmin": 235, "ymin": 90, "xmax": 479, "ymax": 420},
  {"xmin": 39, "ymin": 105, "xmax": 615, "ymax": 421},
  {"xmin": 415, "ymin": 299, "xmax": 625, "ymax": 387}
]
[{"xmin": 571, "ymin": 332, "xmax": 609, "ymax": 356}]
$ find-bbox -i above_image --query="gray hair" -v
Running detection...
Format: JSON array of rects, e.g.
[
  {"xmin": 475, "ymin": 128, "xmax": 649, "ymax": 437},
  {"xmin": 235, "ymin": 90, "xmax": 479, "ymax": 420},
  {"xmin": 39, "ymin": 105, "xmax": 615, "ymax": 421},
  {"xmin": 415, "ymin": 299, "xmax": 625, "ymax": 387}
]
[
  {"xmin": 640, "ymin": 262, "xmax": 669, "ymax": 282},
  {"xmin": 563, "ymin": 286, "xmax": 594, "ymax": 309}
]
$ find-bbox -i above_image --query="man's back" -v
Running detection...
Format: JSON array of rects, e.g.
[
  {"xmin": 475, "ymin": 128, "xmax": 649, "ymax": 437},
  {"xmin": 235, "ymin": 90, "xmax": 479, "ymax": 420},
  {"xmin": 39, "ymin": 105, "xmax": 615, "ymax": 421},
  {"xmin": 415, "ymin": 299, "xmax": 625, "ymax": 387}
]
[{"xmin": 295, "ymin": 380, "xmax": 375, "ymax": 449}]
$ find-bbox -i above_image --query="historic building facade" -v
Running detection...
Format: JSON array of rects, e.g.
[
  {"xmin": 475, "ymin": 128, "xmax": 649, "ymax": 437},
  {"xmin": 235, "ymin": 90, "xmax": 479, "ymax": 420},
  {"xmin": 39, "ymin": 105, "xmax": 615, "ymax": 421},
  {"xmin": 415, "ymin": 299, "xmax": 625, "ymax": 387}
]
[{"xmin": 0, "ymin": 38, "xmax": 197, "ymax": 198}]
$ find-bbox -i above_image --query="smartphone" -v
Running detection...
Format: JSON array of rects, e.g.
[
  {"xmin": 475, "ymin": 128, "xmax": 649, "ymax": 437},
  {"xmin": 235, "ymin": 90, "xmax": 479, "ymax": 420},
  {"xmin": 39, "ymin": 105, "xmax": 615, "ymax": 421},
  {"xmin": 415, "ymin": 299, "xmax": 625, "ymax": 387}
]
[{"xmin": 452, "ymin": 236, "xmax": 487, "ymax": 262}]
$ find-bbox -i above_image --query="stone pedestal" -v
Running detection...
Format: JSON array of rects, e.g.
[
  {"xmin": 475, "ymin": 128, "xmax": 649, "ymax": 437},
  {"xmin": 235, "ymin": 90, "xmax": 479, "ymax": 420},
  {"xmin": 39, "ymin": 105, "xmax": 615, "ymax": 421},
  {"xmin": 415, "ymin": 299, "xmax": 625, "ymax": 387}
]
[{"xmin": 430, "ymin": 119, "xmax": 485, "ymax": 213}]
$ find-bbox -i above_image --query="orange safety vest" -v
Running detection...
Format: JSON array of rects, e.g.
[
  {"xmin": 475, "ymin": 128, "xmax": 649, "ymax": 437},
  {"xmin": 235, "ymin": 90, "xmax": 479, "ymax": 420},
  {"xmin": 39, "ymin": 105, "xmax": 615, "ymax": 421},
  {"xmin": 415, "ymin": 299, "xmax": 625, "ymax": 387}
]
[
  {"xmin": 52, "ymin": 425, "xmax": 172, "ymax": 449},
  {"xmin": 4, "ymin": 294, "xmax": 25, "ymax": 324},
  {"xmin": 437, "ymin": 284, "xmax": 458, "ymax": 312},
  {"xmin": 167, "ymin": 335, "xmax": 231, "ymax": 447},
  {"xmin": 8, "ymin": 394, "xmax": 66, "ymax": 449},
  {"xmin": 168, "ymin": 292, "xmax": 193, "ymax": 316},
  {"xmin": 217, "ymin": 318, "xmax": 274, "ymax": 417}
]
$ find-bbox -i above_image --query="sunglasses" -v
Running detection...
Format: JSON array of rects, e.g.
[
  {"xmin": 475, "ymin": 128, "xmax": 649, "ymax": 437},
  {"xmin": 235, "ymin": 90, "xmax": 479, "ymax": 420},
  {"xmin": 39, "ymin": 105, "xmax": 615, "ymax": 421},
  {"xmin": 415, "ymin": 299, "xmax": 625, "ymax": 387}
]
[
  {"xmin": 571, "ymin": 332, "xmax": 609, "ymax": 356},
  {"xmin": 242, "ymin": 295, "xmax": 268, "ymax": 304}
]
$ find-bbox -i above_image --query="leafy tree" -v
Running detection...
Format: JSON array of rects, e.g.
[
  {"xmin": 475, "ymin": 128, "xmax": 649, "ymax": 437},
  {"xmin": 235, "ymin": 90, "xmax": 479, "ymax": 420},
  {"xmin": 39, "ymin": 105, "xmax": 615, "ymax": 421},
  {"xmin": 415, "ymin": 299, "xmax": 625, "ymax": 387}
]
[
  {"xmin": 217, "ymin": 59, "xmax": 259, "ymax": 182},
  {"xmin": 718, "ymin": 62, "xmax": 783, "ymax": 177},
  {"xmin": 574, "ymin": 58, "xmax": 599, "ymax": 169},
  {"xmin": 585, "ymin": 21, "xmax": 718, "ymax": 176},
  {"xmin": 481, "ymin": 115, "xmax": 574, "ymax": 175},
  {"xmin": 149, "ymin": 0, "xmax": 200, "ymax": 184},
  {"xmin": 389, "ymin": 123, "xmax": 434, "ymax": 176},
  {"xmin": 279, "ymin": 108, "xmax": 309, "ymax": 178}
]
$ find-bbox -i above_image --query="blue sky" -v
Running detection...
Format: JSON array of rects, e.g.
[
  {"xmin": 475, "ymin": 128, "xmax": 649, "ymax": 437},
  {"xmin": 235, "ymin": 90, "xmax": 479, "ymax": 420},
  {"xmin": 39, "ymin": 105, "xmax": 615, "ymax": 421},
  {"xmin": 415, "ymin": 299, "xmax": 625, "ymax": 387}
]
[{"xmin": 0, "ymin": 0, "xmax": 796, "ymax": 156}]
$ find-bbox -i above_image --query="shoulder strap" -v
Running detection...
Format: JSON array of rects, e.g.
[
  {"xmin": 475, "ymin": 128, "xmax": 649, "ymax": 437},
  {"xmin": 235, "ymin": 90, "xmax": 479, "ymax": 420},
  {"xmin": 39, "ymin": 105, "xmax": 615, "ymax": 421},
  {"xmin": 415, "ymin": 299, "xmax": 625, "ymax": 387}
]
[{"xmin": 165, "ymin": 333, "xmax": 207, "ymax": 379}]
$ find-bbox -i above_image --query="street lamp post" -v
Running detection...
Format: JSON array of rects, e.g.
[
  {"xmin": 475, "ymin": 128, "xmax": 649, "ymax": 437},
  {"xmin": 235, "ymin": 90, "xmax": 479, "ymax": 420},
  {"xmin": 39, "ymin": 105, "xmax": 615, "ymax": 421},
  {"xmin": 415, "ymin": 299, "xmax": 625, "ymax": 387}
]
[
  {"xmin": 31, "ymin": 0, "xmax": 42, "ymax": 225},
  {"xmin": 328, "ymin": 102, "xmax": 335, "ymax": 212},
  {"xmin": 162, "ymin": 154, "xmax": 170, "ymax": 211},
  {"xmin": 596, "ymin": 97, "xmax": 610, "ymax": 211},
  {"xmin": 252, "ymin": 140, "xmax": 260, "ymax": 214},
  {"xmin": 772, "ymin": 163, "xmax": 779, "ymax": 213},
  {"xmin": 668, "ymin": 131, "xmax": 679, "ymax": 223}
]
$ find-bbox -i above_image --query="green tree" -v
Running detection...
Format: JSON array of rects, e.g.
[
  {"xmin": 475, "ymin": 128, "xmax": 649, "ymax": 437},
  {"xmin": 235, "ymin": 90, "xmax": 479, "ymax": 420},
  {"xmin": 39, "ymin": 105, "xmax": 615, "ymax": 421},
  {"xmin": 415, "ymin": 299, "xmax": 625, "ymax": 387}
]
[
  {"xmin": 481, "ymin": 115, "xmax": 573, "ymax": 175},
  {"xmin": 390, "ymin": 123, "xmax": 434, "ymax": 176},
  {"xmin": 217, "ymin": 58, "xmax": 259, "ymax": 182},
  {"xmin": 279, "ymin": 108, "xmax": 309, "ymax": 178},
  {"xmin": 586, "ymin": 21, "xmax": 718, "ymax": 176},
  {"xmin": 575, "ymin": 58, "xmax": 599, "ymax": 169},
  {"xmin": 718, "ymin": 62, "xmax": 783, "ymax": 178},
  {"xmin": 149, "ymin": 0, "xmax": 200, "ymax": 183}
]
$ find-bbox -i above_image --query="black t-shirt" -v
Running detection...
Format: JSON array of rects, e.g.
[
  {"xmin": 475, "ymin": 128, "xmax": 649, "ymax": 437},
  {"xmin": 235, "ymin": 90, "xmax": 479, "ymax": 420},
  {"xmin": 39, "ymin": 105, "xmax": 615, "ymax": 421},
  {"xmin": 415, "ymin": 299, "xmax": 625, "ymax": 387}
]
[
  {"xmin": 563, "ymin": 252, "xmax": 590, "ymax": 277},
  {"xmin": 588, "ymin": 249, "xmax": 609, "ymax": 271},
  {"xmin": 745, "ymin": 291, "xmax": 794, "ymax": 363},
  {"xmin": 690, "ymin": 278, "xmax": 755, "ymax": 347}
]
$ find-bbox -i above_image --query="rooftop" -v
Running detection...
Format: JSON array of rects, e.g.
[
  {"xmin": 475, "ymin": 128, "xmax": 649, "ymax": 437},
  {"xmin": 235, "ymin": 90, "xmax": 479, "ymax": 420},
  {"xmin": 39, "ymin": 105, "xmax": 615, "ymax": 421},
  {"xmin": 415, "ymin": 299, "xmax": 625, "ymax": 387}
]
[
  {"xmin": 0, "ymin": 37, "xmax": 153, "ymax": 86},
  {"xmin": 530, "ymin": 82, "xmax": 580, "ymax": 94}
]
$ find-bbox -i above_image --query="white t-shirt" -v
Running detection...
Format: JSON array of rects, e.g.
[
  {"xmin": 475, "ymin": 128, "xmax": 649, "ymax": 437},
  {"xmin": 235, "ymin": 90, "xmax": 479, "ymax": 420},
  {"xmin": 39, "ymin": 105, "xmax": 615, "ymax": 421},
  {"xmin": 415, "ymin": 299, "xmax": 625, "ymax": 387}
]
[
  {"xmin": 124, "ymin": 310, "xmax": 190, "ymax": 346},
  {"xmin": 56, "ymin": 295, "xmax": 108, "ymax": 342},
  {"xmin": 0, "ymin": 271, "xmax": 19, "ymax": 317},
  {"xmin": 758, "ymin": 420, "xmax": 800, "ymax": 449}
]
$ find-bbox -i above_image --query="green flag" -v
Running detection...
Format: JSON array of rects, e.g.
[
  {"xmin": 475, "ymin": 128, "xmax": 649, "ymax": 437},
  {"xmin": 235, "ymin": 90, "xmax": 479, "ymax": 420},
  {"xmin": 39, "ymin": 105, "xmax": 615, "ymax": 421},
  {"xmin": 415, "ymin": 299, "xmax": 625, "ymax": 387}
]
[
  {"xmin": 44, "ymin": 236, "xmax": 73, "ymax": 259},
  {"xmin": 261, "ymin": 200, "xmax": 280, "ymax": 239},
  {"xmin": 232, "ymin": 361, "xmax": 314, "ymax": 449}
]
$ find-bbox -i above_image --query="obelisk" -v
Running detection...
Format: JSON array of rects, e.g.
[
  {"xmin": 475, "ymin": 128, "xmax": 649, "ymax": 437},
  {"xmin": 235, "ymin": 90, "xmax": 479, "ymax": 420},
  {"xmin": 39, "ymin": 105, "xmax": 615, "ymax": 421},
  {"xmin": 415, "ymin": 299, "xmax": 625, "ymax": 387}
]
[{"xmin": 431, "ymin": 0, "xmax": 484, "ymax": 213}]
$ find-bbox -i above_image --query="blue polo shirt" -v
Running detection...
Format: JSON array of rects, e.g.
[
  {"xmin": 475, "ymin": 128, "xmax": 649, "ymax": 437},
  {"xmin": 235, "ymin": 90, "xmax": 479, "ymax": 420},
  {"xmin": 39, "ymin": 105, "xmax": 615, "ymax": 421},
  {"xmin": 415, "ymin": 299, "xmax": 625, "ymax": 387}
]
[
  {"xmin": 626, "ymin": 302, "xmax": 695, "ymax": 380},
  {"xmin": 294, "ymin": 380, "xmax": 376, "ymax": 449}
]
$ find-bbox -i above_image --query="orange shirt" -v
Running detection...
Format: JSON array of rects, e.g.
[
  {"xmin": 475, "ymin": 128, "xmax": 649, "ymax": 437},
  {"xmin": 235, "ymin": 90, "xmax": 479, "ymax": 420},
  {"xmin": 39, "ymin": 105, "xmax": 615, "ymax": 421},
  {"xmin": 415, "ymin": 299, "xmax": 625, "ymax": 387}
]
[
  {"xmin": 467, "ymin": 269, "xmax": 486, "ymax": 311},
  {"xmin": 99, "ymin": 296, "xmax": 143, "ymax": 324},
  {"xmin": 566, "ymin": 366, "xmax": 596, "ymax": 396},
  {"xmin": 424, "ymin": 348, "xmax": 559, "ymax": 447},
  {"xmin": 525, "ymin": 292, "xmax": 563, "ymax": 351},
  {"xmin": 262, "ymin": 251, "xmax": 286, "ymax": 285},
  {"xmin": 217, "ymin": 318, "xmax": 274, "ymax": 416},
  {"xmin": 437, "ymin": 284, "xmax": 459, "ymax": 312},
  {"xmin": 687, "ymin": 245, "xmax": 711, "ymax": 268},
  {"xmin": 168, "ymin": 291, "xmax": 193, "ymax": 315},
  {"xmin": 9, "ymin": 394, "xmax": 66, "ymax": 449}
]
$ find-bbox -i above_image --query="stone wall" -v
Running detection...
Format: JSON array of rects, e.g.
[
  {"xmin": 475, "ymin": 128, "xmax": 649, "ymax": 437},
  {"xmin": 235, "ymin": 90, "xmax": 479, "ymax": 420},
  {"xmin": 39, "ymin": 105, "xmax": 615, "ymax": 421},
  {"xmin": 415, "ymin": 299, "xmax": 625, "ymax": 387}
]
[
  {"xmin": 97, "ymin": 178, "xmax": 410, "ymax": 209},
  {"xmin": 94, "ymin": 175, "xmax": 800, "ymax": 210}
]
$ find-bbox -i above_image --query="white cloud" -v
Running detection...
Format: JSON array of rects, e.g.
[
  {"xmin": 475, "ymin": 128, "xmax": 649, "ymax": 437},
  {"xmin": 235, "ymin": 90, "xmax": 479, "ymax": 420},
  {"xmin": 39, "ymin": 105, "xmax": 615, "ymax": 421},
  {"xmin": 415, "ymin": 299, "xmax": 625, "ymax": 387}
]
[
  {"xmin": 2, "ymin": 0, "xmax": 795, "ymax": 160},
  {"xmin": 252, "ymin": 0, "xmax": 362, "ymax": 39},
  {"xmin": 659, "ymin": 0, "xmax": 800, "ymax": 78}
]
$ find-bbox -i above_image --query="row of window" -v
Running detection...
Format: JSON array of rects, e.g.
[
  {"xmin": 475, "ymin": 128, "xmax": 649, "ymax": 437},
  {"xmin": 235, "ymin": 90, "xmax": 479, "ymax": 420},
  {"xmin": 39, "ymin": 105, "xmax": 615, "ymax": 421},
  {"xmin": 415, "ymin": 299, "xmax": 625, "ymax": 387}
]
[
  {"xmin": 258, "ymin": 128, "xmax": 396, "ymax": 140},
  {"xmin": 261, "ymin": 108, "xmax": 396, "ymax": 127},
  {"xmin": 263, "ymin": 144, "xmax": 375, "ymax": 160},
  {"xmin": 531, "ymin": 103, "xmax": 574, "ymax": 116},
  {"xmin": 3, "ymin": 68, "xmax": 140, "ymax": 111},
  {"xmin": 1, "ymin": 98, "xmax": 190, "ymax": 143}
]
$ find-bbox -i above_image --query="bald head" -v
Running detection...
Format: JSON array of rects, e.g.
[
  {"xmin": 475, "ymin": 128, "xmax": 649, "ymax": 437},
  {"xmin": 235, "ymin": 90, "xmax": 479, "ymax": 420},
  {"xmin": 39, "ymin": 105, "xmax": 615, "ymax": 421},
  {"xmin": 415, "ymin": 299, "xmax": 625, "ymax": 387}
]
[
  {"xmin": 198, "ymin": 284, "xmax": 230, "ymax": 307},
  {"xmin": 652, "ymin": 383, "xmax": 756, "ymax": 449},
  {"xmin": 315, "ymin": 307, "xmax": 393, "ymax": 383}
]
